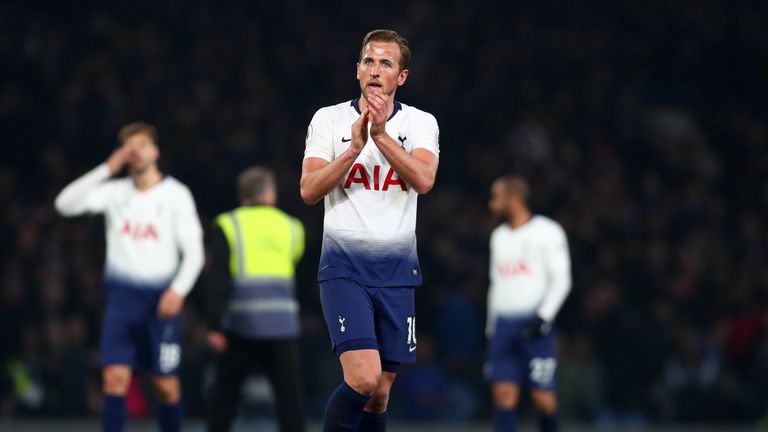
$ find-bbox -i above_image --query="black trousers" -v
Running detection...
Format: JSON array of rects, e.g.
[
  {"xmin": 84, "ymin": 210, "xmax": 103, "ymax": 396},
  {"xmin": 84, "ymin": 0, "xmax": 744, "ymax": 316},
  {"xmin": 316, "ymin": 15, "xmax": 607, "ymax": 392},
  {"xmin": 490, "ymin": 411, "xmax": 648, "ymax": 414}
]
[{"xmin": 206, "ymin": 334, "xmax": 305, "ymax": 432}]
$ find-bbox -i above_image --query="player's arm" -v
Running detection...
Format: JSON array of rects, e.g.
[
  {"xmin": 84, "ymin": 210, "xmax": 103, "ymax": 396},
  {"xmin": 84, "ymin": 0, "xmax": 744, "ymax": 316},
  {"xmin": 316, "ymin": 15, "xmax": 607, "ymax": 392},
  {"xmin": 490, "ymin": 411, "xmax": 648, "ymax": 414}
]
[
  {"xmin": 537, "ymin": 225, "xmax": 572, "ymax": 322},
  {"xmin": 168, "ymin": 188, "xmax": 205, "ymax": 298},
  {"xmin": 158, "ymin": 187, "xmax": 205, "ymax": 318},
  {"xmin": 367, "ymin": 93, "xmax": 439, "ymax": 194},
  {"xmin": 54, "ymin": 146, "xmax": 132, "ymax": 216},
  {"xmin": 300, "ymin": 109, "xmax": 369, "ymax": 205}
]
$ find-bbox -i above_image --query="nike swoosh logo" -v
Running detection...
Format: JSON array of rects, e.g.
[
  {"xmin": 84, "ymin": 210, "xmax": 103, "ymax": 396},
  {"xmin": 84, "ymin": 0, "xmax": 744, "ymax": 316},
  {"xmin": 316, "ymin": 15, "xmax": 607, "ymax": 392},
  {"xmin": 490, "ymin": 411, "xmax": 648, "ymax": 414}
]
[
  {"xmin": 341, "ymin": 137, "xmax": 351, "ymax": 142},
  {"xmin": 409, "ymin": 345, "xmax": 417, "ymax": 352}
]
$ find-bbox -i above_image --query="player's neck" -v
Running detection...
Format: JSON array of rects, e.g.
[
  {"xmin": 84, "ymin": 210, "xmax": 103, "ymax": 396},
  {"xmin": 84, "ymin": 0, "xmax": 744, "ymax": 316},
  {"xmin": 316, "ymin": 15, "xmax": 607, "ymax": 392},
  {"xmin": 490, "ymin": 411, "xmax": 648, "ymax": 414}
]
[
  {"xmin": 358, "ymin": 95, "xmax": 395, "ymax": 118},
  {"xmin": 131, "ymin": 166, "xmax": 163, "ymax": 191},
  {"xmin": 508, "ymin": 210, "xmax": 532, "ymax": 230}
]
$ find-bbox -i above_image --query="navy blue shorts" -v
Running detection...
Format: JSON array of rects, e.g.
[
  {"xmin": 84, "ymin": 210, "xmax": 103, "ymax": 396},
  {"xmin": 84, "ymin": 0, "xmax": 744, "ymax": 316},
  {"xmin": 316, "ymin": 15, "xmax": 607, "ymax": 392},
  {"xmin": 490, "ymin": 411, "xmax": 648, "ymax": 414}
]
[
  {"xmin": 100, "ymin": 280, "xmax": 182, "ymax": 375},
  {"xmin": 485, "ymin": 317, "xmax": 557, "ymax": 390},
  {"xmin": 319, "ymin": 278, "xmax": 417, "ymax": 367}
]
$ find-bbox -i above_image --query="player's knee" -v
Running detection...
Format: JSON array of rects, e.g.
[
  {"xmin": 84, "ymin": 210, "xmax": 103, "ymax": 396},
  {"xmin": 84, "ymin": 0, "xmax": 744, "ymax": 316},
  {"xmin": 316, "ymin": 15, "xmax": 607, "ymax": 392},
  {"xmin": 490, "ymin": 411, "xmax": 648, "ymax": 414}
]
[
  {"xmin": 153, "ymin": 376, "xmax": 181, "ymax": 404},
  {"xmin": 102, "ymin": 368, "xmax": 130, "ymax": 395},
  {"xmin": 492, "ymin": 385, "xmax": 520, "ymax": 409},
  {"xmin": 493, "ymin": 394, "xmax": 519, "ymax": 410},
  {"xmin": 346, "ymin": 371, "xmax": 382, "ymax": 396},
  {"xmin": 531, "ymin": 391, "xmax": 557, "ymax": 414},
  {"xmin": 366, "ymin": 388, "xmax": 391, "ymax": 413}
]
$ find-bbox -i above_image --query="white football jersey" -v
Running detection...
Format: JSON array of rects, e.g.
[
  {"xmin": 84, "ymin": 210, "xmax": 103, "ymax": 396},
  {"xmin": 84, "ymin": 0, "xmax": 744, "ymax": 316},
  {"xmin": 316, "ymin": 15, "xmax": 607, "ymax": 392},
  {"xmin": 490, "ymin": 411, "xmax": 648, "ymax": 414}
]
[
  {"xmin": 55, "ymin": 164, "xmax": 204, "ymax": 295},
  {"xmin": 487, "ymin": 215, "xmax": 571, "ymax": 334},
  {"xmin": 304, "ymin": 99, "xmax": 439, "ymax": 286}
]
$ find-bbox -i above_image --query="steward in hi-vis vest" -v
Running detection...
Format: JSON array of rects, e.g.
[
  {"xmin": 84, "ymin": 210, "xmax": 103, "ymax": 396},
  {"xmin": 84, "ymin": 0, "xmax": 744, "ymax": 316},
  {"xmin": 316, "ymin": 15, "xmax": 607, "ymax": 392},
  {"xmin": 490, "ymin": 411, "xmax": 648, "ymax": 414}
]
[
  {"xmin": 215, "ymin": 205, "xmax": 304, "ymax": 338},
  {"xmin": 204, "ymin": 167, "xmax": 306, "ymax": 432}
]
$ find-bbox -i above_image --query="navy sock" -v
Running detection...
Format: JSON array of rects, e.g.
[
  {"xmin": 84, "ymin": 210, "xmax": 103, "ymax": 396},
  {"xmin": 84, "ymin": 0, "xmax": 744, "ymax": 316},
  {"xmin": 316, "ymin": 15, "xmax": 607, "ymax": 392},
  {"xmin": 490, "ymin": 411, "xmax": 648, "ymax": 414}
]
[
  {"xmin": 358, "ymin": 410, "xmax": 387, "ymax": 431},
  {"xmin": 102, "ymin": 395, "xmax": 126, "ymax": 432},
  {"xmin": 157, "ymin": 400, "xmax": 183, "ymax": 432},
  {"xmin": 539, "ymin": 412, "xmax": 559, "ymax": 432},
  {"xmin": 322, "ymin": 382, "xmax": 371, "ymax": 432},
  {"xmin": 494, "ymin": 408, "xmax": 517, "ymax": 432}
]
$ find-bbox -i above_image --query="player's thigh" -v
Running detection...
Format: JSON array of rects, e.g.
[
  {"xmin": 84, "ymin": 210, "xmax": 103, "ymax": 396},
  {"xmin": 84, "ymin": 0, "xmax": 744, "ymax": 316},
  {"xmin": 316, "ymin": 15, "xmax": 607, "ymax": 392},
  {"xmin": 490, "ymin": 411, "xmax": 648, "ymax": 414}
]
[
  {"xmin": 371, "ymin": 286, "xmax": 416, "ymax": 364},
  {"xmin": 484, "ymin": 326, "xmax": 525, "ymax": 387},
  {"xmin": 99, "ymin": 308, "xmax": 138, "ymax": 370},
  {"xmin": 523, "ymin": 331, "xmax": 558, "ymax": 391},
  {"xmin": 319, "ymin": 278, "xmax": 377, "ymax": 354},
  {"xmin": 147, "ymin": 313, "xmax": 183, "ymax": 375},
  {"xmin": 492, "ymin": 381, "xmax": 521, "ymax": 409}
]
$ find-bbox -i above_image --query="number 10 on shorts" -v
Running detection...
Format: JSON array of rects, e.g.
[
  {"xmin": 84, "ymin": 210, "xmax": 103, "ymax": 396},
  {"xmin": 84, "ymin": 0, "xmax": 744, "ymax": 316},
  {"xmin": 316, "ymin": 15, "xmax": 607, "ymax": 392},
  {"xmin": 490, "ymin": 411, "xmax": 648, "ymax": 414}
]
[{"xmin": 406, "ymin": 316, "xmax": 417, "ymax": 345}]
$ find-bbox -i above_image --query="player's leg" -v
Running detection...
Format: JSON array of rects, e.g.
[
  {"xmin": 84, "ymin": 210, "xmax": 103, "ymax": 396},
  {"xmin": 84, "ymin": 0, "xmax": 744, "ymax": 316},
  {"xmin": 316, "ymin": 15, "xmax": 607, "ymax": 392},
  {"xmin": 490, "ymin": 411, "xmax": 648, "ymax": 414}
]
[
  {"xmin": 149, "ymin": 314, "xmax": 184, "ymax": 432},
  {"xmin": 262, "ymin": 339, "xmax": 305, "ymax": 432},
  {"xmin": 363, "ymin": 371, "xmax": 396, "ymax": 413},
  {"xmin": 339, "ymin": 348, "xmax": 382, "ymax": 395},
  {"xmin": 319, "ymin": 278, "xmax": 379, "ymax": 432},
  {"xmin": 531, "ymin": 389, "xmax": 559, "ymax": 432},
  {"xmin": 321, "ymin": 348, "xmax": 381, "ymax": 431},
  {"xmin": 485, "ymin": 318, "xmax": 526, "ymax": 432},
  {"xmin": 99, "ymin": 299, "xmax": 136, "ymax": 432},
  {"xmin": 524, "ymin": 324, "xmax": 559, "ymax": 432},
  {"xmin": 206, "ymin": 334, "xmax": 255, "ymax": 432},
  {"xmin": 362, "ymin": 286, "xmax": 415, "ymax": 431},
  {"xmin": 359, "ymin": 362, "xmax": 398, "ymax": 432},
  {"xmin": 102, "ymin": 364, "xmax": 132, "ymax": 432},
  {"xmin": 152, "ymin": 374, "xmax": 182, "ymax": 432},
  {"xmin": 492, "ymin": 382, "xmax": 522, "ymax": 432}
]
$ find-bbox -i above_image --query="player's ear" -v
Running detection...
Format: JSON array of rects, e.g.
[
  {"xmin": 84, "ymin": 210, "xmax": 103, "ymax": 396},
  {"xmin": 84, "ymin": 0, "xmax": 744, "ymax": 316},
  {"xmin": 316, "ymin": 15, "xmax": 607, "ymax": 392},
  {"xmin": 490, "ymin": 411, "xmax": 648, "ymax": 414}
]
[
  {"xmin": 356, "ymin": 62, "xmax": 361, "ymax": 80},
  {"xmin": 397, "ymin": 68, "xmax": 409, "ymax": 87}
]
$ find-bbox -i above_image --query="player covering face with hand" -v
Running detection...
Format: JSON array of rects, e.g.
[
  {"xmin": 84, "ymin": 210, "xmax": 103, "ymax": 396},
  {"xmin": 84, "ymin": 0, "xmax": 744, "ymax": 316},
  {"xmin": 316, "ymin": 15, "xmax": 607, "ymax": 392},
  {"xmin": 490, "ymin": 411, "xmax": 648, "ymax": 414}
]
[
  {"xmin": 301, "ymin": 29, "xmax": 440, "ymax": 432},
  {"xmin": 55, "ymin": 123, "xmax": 204, "ymax": 432}
]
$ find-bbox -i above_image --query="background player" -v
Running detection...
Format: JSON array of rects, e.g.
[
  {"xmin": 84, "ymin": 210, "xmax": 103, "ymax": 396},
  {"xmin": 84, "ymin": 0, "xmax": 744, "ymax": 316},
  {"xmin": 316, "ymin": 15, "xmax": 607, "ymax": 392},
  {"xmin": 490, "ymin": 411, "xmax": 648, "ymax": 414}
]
[
  {"xmin": 485, "ymin": 176, "xmax": 572, "ymax": 432},
  {"xmin": 204, "ymin": 167, "xmax": 305, "ymax": 432},
  {"xmin": 54, "ymin": 122, "xmax": 204, "ymax": 432},
  {"xmin": 300, "ymin": 29, "xmax": 440, "ymax": 431}
]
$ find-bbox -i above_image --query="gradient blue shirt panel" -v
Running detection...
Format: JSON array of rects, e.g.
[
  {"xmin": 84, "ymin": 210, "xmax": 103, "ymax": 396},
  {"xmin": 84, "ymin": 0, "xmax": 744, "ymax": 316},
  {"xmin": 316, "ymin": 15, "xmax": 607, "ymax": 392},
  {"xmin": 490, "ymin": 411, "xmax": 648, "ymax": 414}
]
[{"xmin": 318, "ymin": 232, "xmax": 422, "ymax": 287}]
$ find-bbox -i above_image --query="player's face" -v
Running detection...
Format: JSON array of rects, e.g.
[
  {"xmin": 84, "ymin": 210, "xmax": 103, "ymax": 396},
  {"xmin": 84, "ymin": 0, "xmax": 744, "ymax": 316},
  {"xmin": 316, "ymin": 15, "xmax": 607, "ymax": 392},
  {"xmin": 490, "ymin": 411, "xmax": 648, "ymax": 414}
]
[
  {"xmin": 489, "ymin": 181, "xmax": 511, "ymax": 218},
  {"xmin": 356, "ymin": 41, "xmax": 409, "ymax": 100},
  {"xmin": 123, "ymin": 133, "xmax": 159, "ymax": 173}
]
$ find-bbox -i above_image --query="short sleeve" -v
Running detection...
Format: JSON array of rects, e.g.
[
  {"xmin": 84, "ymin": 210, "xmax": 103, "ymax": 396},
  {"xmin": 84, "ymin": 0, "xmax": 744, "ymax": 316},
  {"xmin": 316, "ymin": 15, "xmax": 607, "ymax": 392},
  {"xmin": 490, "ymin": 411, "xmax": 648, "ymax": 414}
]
[
  {"xmin": 303, "ymin": 108, "xmax": 334, "ymax": 162},
  {"xmin": 411, "ymin": 111, "xmax": 440, "ymax": 158}
]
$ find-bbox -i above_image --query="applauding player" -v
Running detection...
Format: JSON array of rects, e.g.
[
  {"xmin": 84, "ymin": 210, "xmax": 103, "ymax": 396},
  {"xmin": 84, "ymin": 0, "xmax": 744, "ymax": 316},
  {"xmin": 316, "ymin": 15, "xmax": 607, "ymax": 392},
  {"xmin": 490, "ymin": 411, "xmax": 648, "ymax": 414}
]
[{"xmin": 301, "ymin": 29, "xmax": 440, "ymax": 431}]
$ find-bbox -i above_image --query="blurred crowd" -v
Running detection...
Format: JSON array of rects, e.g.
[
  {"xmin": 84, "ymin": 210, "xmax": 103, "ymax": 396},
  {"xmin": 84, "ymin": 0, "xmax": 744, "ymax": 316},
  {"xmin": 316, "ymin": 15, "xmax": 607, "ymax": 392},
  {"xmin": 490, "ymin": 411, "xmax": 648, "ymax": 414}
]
[{"xmin": 1, "ymin": 0, "xmax": 767, "ymax": 426}]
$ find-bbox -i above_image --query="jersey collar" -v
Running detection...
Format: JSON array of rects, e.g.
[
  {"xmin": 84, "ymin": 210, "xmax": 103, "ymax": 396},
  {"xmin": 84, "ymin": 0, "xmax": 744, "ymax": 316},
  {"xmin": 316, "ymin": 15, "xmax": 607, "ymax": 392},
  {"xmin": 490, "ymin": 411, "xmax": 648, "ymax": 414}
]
[{"xmin": 351, "ymin": 98, "xmax": 402, "ymax": 121}]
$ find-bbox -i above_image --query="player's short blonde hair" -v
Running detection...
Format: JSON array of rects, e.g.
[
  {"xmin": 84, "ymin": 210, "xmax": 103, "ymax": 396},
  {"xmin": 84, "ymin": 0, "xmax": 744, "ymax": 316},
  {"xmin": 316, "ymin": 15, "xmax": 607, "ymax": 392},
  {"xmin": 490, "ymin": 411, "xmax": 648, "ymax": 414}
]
[
  {"xmin": 118, "ymin": 122, "xmax": 158, "ymax": 146},
  {"xmin": 360, "ymin": 29, "xmax": 411, "ymax": 71},
  {"xmin": 238, "ymin": 167, "xmax": 276, "ymax": 202}
]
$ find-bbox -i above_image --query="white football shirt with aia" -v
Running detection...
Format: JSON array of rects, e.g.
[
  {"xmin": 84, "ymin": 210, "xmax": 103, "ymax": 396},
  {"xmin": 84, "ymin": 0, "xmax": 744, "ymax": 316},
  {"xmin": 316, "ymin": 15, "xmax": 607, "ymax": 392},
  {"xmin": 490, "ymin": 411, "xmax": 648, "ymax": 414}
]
[
  {"xmin": 486, "ymin": 215, "xmax": 572, "ymax": 335},
  {"xmin": 55, "ymin": 164, "xmax": 204, "ymax": 295},
  {"xmin": 304, "ymin": 99, "xmax": 439, "ymax": 287}
]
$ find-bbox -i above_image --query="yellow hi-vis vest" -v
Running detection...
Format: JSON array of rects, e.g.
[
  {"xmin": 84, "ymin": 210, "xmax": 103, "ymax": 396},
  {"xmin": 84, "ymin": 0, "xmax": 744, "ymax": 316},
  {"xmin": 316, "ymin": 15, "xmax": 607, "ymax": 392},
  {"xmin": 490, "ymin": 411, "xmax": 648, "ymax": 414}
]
[{"xmin": 215, "ymin": 206, "xmax": 304, "ymax": 339}]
